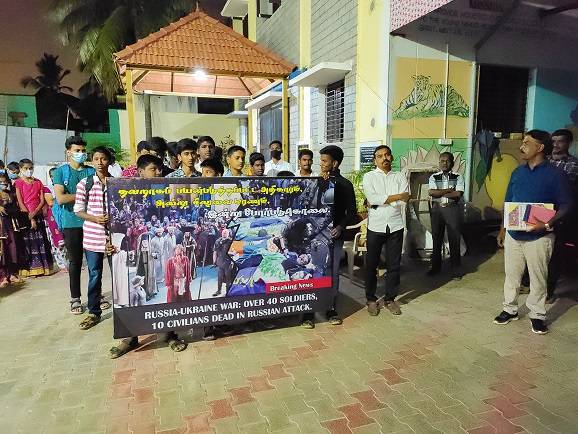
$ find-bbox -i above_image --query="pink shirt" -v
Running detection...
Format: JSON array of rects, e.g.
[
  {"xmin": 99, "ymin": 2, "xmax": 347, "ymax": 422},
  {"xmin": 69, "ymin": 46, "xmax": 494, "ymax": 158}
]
[
  {"xmin": 73, "ymin": 176, "xmax": 108, "ymax": 253},
  {"xmin": 14, "ymin": 178, "xmax": 44, "ymax": 212}
]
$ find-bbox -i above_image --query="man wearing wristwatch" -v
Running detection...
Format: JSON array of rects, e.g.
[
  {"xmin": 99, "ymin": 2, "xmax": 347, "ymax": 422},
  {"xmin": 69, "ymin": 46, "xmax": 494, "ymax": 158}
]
[{"xmin": 494, "ymin": 130, "xmax": 573, "ymax": 335}]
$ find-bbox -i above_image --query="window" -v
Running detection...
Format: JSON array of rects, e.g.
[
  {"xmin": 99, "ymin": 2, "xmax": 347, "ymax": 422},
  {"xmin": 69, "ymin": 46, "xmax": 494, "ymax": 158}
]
[
  {"xmin": 258, "ymin": 0, "xmax": 282, "ymax": 18},
  {"xmin": 326, "ymin": 80, "xmax": 345, "ymax": 143},
  {"xmin": 477, "ymin": 65, "xmax": 529, "ymax": 135},
  {"xmin": 259, "ymin": 101, "xmax": 282, "ymax": 149},
  {"xmin": 197, "ymin": 98, "xmax": 234, "ymax": 115}
]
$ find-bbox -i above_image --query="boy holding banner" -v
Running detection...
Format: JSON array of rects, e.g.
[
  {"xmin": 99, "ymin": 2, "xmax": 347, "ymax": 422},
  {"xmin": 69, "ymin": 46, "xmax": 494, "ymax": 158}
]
[{"xmin": 109, "ymin": 155, "xmax": 187, "ymax": 358}]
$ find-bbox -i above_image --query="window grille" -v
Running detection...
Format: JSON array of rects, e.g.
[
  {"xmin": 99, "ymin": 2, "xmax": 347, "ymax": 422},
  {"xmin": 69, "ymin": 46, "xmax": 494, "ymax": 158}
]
[{"xmin": 326, "ymin": 80, "xmax": 345, "ymax": 143}]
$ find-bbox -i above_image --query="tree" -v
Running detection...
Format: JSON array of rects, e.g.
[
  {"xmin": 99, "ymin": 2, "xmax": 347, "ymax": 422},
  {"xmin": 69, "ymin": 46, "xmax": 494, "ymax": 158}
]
[
  {"xmin": 20, "ymin": 53, "xmax": 73, "ymax": 94},
  {"xmin": 50, "ymin": 0, "xmax": 197, "ymax": 101}
]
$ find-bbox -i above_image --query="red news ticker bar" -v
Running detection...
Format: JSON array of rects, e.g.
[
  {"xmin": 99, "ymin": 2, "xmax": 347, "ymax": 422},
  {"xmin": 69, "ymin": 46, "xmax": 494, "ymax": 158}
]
[{"xmin": 266, "ymin": 277, "xmax": 333, "ymax": 293}]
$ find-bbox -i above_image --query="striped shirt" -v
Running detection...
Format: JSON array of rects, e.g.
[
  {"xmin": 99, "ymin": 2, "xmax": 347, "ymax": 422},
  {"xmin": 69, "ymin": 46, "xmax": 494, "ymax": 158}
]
[{"xmin": 73, "ymin": 175, "xmax": 108, "ymax": 252}]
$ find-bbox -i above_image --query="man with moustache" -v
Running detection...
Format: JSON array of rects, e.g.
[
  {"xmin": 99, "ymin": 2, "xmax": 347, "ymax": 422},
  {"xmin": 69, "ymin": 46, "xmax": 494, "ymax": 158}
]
[
  {"xmin": 362, "ymin": 145, "xmax": 410, "ymax": 316},
  {"xmin": 494, "ymin": 130, "xmax": 572, "ymax": 334}
]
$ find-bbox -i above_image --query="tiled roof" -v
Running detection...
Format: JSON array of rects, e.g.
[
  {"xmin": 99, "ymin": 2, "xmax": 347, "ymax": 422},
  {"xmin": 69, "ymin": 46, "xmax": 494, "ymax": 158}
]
[{"xmin": 115, "ymin": 11, "xmax": 295, "ymax": 78}]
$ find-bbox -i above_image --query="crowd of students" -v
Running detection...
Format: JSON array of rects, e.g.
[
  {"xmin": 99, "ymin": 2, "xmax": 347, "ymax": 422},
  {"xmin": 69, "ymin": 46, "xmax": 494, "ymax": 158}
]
[{"xmin": 1, "ymin": 127, "xmax": 575, "ymax": 357}]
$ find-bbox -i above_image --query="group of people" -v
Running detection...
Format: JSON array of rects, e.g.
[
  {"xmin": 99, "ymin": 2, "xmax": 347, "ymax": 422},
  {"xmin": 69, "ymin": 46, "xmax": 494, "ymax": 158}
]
[
  {"xmin": 0, "ymin": 159, "xmax": 68, "ymax": 287},
  {"xmin": 1, "ymin": 126, "xmax": 575, "ymax": 358}
]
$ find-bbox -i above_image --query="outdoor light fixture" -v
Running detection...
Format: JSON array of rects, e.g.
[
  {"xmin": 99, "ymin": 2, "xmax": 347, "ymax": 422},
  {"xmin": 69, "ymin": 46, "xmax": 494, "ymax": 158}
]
[{"xmin": 192, "ymin": 68, "xmax": 207, "ymax": 80}]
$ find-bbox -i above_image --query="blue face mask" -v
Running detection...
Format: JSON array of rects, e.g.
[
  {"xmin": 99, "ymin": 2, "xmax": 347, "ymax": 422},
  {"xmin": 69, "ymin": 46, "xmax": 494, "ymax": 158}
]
[
  {"xmin": 8, "ymin": 172, "xmax": 18, "ymax": 180},
  {"xmin": 71, "ymin": 152, "xmax": 88, "ymax": 164},
  {"xmin": 0, "ymin": 169, "xmax": 5, "ymax": 175},
  {"xmin": 0, "ymin": 184, "xmax": 7, "ymax": 191}
]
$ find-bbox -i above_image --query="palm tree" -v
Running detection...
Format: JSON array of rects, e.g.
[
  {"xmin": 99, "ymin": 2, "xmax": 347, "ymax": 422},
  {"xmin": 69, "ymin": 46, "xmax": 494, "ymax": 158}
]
[
  {"xmin": 50, "ymin": 0, "xmax": 197, "ymax": 100},
  {"xmin": 20, "ymin": 53, "xmax": 73, "ymax": 94}
]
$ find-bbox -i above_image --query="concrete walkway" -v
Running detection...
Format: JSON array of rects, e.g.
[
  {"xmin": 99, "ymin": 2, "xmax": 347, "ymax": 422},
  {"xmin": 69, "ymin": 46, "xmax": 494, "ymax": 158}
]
[{"xmin": 1, "ymin": 251, "xmax": 577, "ymax": 434}]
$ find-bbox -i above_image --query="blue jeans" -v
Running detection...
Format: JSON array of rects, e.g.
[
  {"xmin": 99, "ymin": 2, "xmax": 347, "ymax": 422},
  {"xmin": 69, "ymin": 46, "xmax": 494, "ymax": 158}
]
[{"xmin": 85, "ymin": 250, "xmax": 112, "ymax": 316}]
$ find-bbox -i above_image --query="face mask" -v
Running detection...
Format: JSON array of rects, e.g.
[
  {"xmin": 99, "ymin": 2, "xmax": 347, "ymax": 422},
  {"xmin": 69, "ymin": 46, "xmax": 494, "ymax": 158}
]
[
  {"xmin": 8, "ymin": 173, "xmax": 18, "ymax": 180},
  {"xmin": 71, "ymin": 152, "xmax": 88, "ymax": 164},
  {"xmin": 0, "ymin": 169, "xmax": 5, "ymax": 175},
  {"xmin": 0, "ymin": 184, "xmax": 7, "ymax": 191},
  {"xmin": 270, "ymin": 150, "xmax": 282, "ymax": 160},
  {"xmin": 22, "ymin": 169, "xmax": 33, "ymax": 178}
]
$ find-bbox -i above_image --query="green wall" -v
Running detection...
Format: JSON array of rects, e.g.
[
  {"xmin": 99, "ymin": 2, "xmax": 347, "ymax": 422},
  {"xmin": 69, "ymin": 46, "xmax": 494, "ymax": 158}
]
[
  {"xmin": 81, "ymin": 109, "xmax": 121, "ymax": 151},
  {"xmin": 3, "ymin": 95, "xmax": 38, "ymax": 127}
]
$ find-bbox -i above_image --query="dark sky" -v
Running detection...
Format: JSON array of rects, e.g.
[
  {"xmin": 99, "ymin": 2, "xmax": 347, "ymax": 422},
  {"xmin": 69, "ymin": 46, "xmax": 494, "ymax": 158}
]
[{"xmin": 0, "ymin": 0, "xmax": 228, "ymax": 95}]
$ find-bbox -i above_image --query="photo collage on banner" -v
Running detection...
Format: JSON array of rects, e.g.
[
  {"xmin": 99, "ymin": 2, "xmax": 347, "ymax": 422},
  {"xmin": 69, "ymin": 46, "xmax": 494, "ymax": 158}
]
[{"xmin": 108, "ymin": 176, "xmax": 335, "ymax": 337}]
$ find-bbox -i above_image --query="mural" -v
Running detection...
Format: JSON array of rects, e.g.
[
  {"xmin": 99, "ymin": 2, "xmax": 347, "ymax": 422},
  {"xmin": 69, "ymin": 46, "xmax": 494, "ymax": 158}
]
[
  {"xmin": 399, "ymin": 145, "xmax": 466, "ymax": 175},
  {"xmin": 393, "ymin": 75, "xmax": 470, "ymax": 120},
  {"xmin": 391, "ymin": 58, "xmax": 473, "ymax": 139}
]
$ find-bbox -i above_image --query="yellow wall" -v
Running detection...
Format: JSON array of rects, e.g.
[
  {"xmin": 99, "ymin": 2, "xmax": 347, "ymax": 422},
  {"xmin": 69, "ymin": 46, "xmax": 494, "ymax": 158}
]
[
  {"xmin": 117, "ymin": 110, "xmax": 240, "ymax": 151},
  {"xmin": 355, "ymin": 0, "xmax": 389, "ymax": 148}
]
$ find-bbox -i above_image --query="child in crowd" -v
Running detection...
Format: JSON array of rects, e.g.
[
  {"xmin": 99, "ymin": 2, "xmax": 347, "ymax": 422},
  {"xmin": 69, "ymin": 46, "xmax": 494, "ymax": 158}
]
[
  {"xmin": 200, "ymin": 158, "xmax": 224, "ymax": 177},
  {"xmin": 43, "ymin": 168, "xmax": 67, "ymax": 271},
  {"xmin": 0, "ymin": 172, "xmax": 24, "ymax": 286},
  {"xmin": 224, "ymin": 146, "xmax": 246, "ymax": 176},
  {"xmin": 6, "ymin": 162, "xmax": 20, "ymax": 180},
  {"xmin": 109, "ymin": 154, "xmax": 187, "ymax": 358},
  {"xmin": 249, "ymin": 152, "xmax": 265, "ymax": 176},
  {"xmin": 13, "ymin": 159, "xmax": 54, "ymax": 277}
]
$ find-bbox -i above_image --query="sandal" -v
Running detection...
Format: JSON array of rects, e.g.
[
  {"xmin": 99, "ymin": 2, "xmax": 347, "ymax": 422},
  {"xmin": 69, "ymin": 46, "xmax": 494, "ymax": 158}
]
[
  {"xmin": 9, "ymin": 275, "xmax": 21, "ymax": 283},
  {"xmin": 301, "ymin": 320, "xmax": 315, "ymax": 329},
  {"xmin": 100, "ymin": 297, "xmax": 112, "ymax": 310},
  {"xmin": 326, "ymin": 310, "xmax": 343, "ymax": 326},
  {"xmin": 110, "ymin": 338, "xmax": 139, "ymax": 359},
  {"xmin": 70, "ymin": 299, "xmax": 85, "ymax": 315},
  {"xmin": 79, "ymin": 314, "xmax": 101, "ymax": 330},
  {"xmin": 167, "ymin": 337, "xmax": 187, "ymax": 352}
]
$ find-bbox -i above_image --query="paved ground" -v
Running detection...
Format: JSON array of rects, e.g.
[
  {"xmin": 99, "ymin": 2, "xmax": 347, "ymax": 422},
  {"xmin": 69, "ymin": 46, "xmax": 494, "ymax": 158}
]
[{"xmin": 1, "ymin": 250, "xmax": 578, "ymax": 434}]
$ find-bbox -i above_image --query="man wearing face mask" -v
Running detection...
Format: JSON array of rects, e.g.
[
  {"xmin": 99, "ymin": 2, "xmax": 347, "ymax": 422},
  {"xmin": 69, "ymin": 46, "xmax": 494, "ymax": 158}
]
[
  {"xmin": 264, "ymin": 140, "xmax": 292, "ymax": 175},
  {"xmin": 6, "ymin": 162, "xmax": 20, "ymax": 180},
  {"xmin": 53, "ymin": 136, "xmax": 96, "ymax": 315}
]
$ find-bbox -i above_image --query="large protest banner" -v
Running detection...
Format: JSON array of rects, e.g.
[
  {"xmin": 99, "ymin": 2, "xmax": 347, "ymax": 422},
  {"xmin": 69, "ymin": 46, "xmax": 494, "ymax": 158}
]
[{"xmin": 108, "ymin": 176, "xmax": 335, "ymax": 338}]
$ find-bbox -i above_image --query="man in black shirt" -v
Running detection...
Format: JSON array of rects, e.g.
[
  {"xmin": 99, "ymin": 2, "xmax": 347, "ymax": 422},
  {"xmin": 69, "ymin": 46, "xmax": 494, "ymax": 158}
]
[{"xmin": 302, "ymin": 145, "xmax": 357, "ymax": 328}]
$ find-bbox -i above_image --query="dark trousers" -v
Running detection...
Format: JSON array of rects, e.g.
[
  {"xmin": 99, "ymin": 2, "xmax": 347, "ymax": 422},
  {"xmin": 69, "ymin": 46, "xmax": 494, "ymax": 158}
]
[
  {"xmin": 365, "ymin": 229, "xmax": 404, "ymax": 302},
  {"xmin": 430, "ymin": 204, "xmax": 462, "ymax": 271},
  {"xmin": 63, "ymin": 228, "xmax": 83, "ymax": 299},
  {"xmin": 85, "ymin": 251, "xmax": 111, "ymax": 316},
  {"xmin": 547, "ymin": 222, "xmax": 575, "ymax": 296}
]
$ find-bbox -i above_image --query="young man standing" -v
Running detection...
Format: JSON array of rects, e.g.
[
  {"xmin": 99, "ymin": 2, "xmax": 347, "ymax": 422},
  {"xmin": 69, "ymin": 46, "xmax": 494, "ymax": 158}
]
[
  {"xmin": 194, "ymin": 136, "xmax": 216, "ymax": 173},
  {"xmin": 53, "ymin": 136, "xmax": 96, "ymax": 314},
  {"xmin": 166, "ymin": 139, "xmax": 200, "ymax": 178},
  {"xmin": 362, "ymin": 145, "xmax": 410, "ymax": 316},
  {"xmin": 73, "ymin": 146, "xmax": 113, "ymax": 329},
  {"xmin": 224, "ymin": 146, "xmax": 246, "ymax": 176},
  {"xmin": 297, "ymin": 149, "xmax": 317, "ymax": 177},
  {"xmin": 122, "ymin": 140, "xmax": 152, "ymax": 178},
  {"xmin": 494, "ymin": 130, "xmax": 572, "ymax": 334},
  {"xmin": 249, "ymin": 152, "xmax": 266, "ymax": 176},
  {"xmin": 427, "ymin": 152, "xmax": 465, "ymax": 280},
  {"xmin": 264, "ymin": 140, "xmax": 291, "ymax": 175},
  {"xmin": 301, "ymin": 145, "xmax": 357, "ymax": 329},
  {"xmin": 546, "ymin": 129, "xmax": 578, "ymax": 301}
]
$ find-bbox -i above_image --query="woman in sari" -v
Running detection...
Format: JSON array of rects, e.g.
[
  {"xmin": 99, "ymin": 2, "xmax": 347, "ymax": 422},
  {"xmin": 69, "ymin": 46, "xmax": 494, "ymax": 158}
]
[{"xmin": 13, "ymin": 159, "xmax": 54, "ymax": 277}]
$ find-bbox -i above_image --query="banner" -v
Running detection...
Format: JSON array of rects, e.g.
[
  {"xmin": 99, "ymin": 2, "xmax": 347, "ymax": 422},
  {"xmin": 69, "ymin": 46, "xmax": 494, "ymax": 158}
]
[{"xmin": 108, "ymin": 176, "xmax": 335, "ymax": 338}]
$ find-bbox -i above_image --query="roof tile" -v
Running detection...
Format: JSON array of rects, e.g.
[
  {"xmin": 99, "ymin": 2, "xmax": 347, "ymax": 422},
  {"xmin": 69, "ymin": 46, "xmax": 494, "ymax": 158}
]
[{"xmin": 115, "ymin": 11, "xmax": 294, "ymax": 77}]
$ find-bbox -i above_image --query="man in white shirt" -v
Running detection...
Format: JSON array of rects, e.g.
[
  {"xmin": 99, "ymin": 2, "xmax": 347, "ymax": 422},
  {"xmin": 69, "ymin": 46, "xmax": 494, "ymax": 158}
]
[
  {"xmin": 362, "ymin": 145, "xmax": 410, "ymax": 316},
  {"xmin": 264, "ymin": 140, "xmax": 292, "ymax": 175},
  {"xmin": 428, "ymin": 152, "xmax": 465, "ymax": 280}
]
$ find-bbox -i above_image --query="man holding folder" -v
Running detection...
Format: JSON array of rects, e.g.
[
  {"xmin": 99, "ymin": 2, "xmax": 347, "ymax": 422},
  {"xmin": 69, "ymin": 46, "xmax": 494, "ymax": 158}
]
[{"xmin": 494, "ymin": 130, "xmax": 573, "ymax": 334}]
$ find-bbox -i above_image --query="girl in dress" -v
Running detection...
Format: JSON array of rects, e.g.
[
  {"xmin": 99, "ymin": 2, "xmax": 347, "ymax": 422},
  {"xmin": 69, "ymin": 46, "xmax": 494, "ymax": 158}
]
[
  {"xmin": 0, "ymin": 173, "xmax": 24, "ymax": 286},
  {"xmin": 43, "ymin": 168, "xmax": 67, "ymax": 271},
  {"xmin": 13, "ymin": 159, "xmax": 54, "ymax": 277}
]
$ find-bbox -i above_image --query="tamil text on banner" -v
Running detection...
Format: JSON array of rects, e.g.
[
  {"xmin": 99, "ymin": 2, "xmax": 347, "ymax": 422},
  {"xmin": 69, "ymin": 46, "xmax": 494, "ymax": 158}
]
[{"xmin": 108, "ymin": 176, "xmax": 335, "ymax": 338}]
